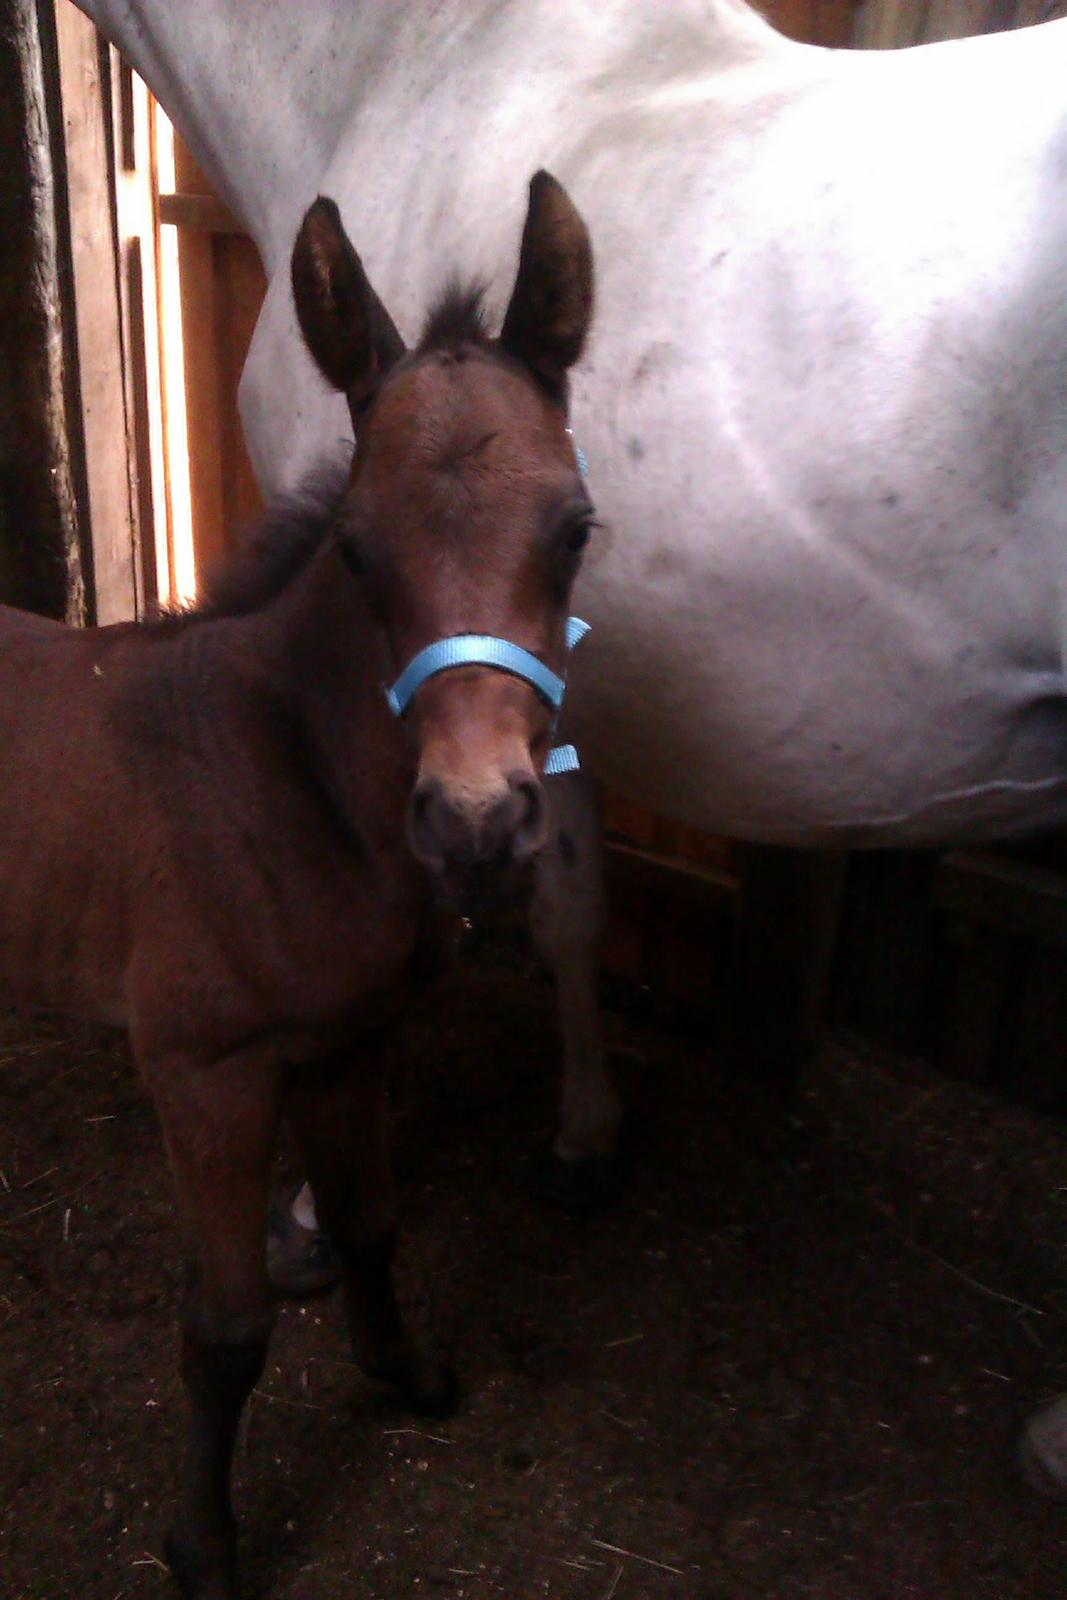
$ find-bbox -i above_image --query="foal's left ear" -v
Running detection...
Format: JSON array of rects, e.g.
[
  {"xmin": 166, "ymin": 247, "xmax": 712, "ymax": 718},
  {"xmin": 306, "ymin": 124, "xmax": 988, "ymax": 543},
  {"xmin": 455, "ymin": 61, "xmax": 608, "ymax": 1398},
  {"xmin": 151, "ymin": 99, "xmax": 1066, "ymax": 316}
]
[
  {"xmin": 500, "ymin": 171, "xmax": 593, "ymax": 390},
  {"xmin": 291, "ymin": 196, "xmax": 405, "ymax": 409}
]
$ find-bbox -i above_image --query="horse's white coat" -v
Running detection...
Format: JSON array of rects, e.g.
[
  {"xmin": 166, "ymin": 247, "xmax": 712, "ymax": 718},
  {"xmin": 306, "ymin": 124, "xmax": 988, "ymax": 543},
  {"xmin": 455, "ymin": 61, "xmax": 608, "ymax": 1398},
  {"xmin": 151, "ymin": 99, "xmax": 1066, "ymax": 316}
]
[{"xmin": 80, "ymin": 0, "xmax": 1067, "ymax": 845}]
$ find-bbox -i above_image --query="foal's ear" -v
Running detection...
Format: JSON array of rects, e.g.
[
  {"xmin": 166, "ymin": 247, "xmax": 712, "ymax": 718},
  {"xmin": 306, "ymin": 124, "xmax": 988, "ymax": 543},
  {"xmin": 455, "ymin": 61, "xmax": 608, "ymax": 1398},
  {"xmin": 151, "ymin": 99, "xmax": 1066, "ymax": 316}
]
[
  {"xmin": 500, "ymin": 171, "xmax": 593, "ymax": 389},
  {"xmin": 291, "ymin": 196, "xmax": 405, "ymax": 408}
]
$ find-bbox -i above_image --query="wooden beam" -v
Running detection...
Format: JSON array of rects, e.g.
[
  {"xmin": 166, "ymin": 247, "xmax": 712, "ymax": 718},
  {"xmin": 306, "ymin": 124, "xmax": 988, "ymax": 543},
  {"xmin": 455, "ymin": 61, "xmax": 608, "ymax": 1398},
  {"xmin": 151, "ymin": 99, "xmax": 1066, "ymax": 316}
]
[{"xmin": 158, "ymin": 190, "xmax": 247, "ymax": 236}]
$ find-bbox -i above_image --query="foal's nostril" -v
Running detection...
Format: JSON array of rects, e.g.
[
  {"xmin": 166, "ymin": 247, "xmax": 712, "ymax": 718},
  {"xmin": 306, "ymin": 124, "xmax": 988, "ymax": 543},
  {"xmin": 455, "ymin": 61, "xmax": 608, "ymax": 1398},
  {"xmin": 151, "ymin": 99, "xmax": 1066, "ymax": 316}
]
[
  {"xmin": 508, "ymin": 771, "xmax": 547, "ymax": 863},
  {"xmin": 408, "ymin": 777, "xmax": 446, "ymax": 866}
]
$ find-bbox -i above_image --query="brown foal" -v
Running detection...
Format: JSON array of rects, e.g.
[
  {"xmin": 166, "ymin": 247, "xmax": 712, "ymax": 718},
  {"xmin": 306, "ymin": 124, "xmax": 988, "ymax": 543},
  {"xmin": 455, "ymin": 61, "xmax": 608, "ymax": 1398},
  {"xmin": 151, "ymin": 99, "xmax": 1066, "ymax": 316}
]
[{"xmin": 0, "ymin": 171, "xmax": 595, "ymax": 1599}]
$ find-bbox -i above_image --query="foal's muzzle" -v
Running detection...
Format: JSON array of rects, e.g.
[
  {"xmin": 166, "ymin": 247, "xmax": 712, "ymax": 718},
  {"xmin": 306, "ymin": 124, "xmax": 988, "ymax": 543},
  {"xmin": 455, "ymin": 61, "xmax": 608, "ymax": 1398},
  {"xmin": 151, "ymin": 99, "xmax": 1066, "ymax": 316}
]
[
  {"xmin": 408, "ymin": 768, "xmax": 547, "ymax": 881},
  {"xmin": 388, "ymin": 619, "xmax": 589, "ymax": 891}
]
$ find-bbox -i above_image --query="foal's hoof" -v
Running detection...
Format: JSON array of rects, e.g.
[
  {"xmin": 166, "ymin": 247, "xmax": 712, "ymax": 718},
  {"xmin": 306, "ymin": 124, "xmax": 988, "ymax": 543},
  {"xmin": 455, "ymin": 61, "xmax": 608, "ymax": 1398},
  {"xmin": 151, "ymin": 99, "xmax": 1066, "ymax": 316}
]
[
  {"xmin": 1020, "ymin": 1395, "xmax": 1067, "ymax": 1498},
  {"xmin": 164, "ymin": 1532, "xmax": 240, "ymax": 1600},
  {"xmin": 536, "ymin": 1149, "xmax": 625, "ymax": 1213},
  {"xmin": 403, "ymin": 1352, "xmax": 460, "ymax": 1419},
  {"xmin": 370, "ymin": 1346, "xmax": 460, "ymax": 1419},
  {"xmin": 266, "ymin": 1189, "xmax": 341, "ymax": 1298}
]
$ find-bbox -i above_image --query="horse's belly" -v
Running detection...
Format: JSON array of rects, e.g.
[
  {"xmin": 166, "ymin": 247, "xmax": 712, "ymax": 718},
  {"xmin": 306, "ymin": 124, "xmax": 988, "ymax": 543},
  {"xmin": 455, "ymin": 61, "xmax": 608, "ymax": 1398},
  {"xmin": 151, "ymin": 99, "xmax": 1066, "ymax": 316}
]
[
  {"xmin": 566, "ymin": 484, "xmax": 1067, "ymax": 847},
  {"xmin": 568, "ymin": 607, "xmax": 1067, "ymax": 847}
]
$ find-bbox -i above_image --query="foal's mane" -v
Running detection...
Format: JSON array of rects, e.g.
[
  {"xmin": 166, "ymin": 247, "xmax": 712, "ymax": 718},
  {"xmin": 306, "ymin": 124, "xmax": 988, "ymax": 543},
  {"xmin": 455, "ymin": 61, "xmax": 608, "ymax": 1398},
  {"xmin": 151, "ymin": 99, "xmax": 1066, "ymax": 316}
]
[
  {"xmin": 191, "ymin": 460, "xmax": 350, "ymax": 622},
  {"xmin": 158, "ymin": 280, "xmax": 494, "ymax": 627},
  {"xmin": 416, "ymin": 281, "xmax": 490, "ymax": 356}
]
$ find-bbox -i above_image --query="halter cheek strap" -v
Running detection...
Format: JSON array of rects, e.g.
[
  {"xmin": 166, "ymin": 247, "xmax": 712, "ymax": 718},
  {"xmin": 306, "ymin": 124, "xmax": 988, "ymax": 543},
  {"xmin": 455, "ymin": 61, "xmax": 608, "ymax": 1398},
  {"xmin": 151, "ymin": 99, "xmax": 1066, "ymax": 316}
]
[{"xmin": 385, "ymin": 616, "xmax": 590, "ymax": 774}]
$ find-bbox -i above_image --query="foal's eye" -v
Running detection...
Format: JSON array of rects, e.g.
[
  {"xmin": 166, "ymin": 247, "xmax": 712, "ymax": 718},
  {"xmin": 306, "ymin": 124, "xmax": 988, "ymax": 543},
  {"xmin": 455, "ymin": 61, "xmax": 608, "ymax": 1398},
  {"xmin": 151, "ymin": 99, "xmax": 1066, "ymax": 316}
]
[{"xmin": 563, "ymin": 515, "xmax": 597, "ymax": 555}]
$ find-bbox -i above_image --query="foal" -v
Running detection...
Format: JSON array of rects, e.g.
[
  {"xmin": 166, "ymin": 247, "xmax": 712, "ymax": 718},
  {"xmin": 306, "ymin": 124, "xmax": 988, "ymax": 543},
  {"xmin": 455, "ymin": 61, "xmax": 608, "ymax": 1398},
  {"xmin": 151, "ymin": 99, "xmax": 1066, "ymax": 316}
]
[{"xmin": 0, "ymin": 172, "xmax": 596, "ymax": 1599}]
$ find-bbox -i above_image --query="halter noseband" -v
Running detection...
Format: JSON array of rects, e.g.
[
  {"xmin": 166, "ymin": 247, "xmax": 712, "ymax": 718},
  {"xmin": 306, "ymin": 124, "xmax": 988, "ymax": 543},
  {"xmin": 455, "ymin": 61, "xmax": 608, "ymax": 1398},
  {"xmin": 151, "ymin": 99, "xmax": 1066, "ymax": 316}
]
[
  {"xmin": 384, "ymin": 431, "xmax": 592, "ymax": 776},
  {"xmin": 385, "ymin": 616, "xmax": 590, "ymax": 774}
]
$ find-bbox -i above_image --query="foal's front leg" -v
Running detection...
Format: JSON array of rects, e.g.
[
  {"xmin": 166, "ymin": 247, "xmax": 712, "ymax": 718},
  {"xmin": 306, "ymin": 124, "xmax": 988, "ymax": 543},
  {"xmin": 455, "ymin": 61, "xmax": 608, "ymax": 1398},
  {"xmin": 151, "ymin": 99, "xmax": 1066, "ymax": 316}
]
[
  {"xmin": 531, "ymin": 773, "xmax": 622, "ymax": 1198},
  {"xmin": 285, "ymin": 1043, "xmax": 457, "ymax": 1416},
  {"xmin": 149, "ymin": 1047, "xmax": 281, "ymax": 1600}
]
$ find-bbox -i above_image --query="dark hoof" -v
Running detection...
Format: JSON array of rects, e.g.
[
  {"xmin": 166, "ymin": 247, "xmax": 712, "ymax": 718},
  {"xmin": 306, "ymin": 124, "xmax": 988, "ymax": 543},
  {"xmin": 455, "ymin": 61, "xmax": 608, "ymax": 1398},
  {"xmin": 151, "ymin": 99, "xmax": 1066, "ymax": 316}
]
[
  {"xmin": 535, "ymin": 1149, "xmax": 625, "ymax": 1213},
  {"xmin": 1020, "ymin": 1397, "xmax": 1067, "ymax": 1499},
  {"xmin": 369, "ymin": 1346, "xmax": 460, "ymax": 1419},
  {"xmin": 266, "ymin": 1193, "xmax": 341, "ymax": 1299},
  {"xmin": 405, "ymin": 1355, "xmax": 460, "ymax": 1419},
  {"xmin": 165, "ymin": 1531, "xmax": 239, "ymax": 1600}
]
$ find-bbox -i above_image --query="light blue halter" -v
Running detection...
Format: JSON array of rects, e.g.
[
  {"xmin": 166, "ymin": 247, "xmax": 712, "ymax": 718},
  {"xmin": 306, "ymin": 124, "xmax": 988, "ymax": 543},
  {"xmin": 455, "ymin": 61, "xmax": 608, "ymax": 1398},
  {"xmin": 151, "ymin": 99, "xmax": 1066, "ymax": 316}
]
[
  {"xmin": 385, "ymin": 615, "xmax": 590, "ymax": 774},
  {"xmin": 384, "ymin": 430, "xmax": 592, "ymax": 776}
]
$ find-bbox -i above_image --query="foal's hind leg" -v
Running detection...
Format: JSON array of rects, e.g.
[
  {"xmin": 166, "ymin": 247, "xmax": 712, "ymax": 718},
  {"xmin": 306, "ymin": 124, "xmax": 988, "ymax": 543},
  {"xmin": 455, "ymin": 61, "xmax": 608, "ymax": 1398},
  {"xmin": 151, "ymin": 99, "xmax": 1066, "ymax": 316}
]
[
  {"xmin": 284, "ymin": 1043, "xmax": 457, "ymax": 1416},
  {"xmin": 150, "ymin": 1049, "xmax": 281, "ymax": 1600},
  {"xmin": 531, "ymin": 773, "xmax": 621, "ymax": 1202}
]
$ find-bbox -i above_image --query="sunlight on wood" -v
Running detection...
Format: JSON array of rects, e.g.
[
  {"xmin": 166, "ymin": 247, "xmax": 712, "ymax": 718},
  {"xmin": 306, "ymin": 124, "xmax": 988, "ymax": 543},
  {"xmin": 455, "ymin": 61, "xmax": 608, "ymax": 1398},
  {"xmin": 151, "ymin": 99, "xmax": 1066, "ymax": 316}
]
[{"xmin": 154, "ymin": 106, "xmax": 196, "ymax": 605}]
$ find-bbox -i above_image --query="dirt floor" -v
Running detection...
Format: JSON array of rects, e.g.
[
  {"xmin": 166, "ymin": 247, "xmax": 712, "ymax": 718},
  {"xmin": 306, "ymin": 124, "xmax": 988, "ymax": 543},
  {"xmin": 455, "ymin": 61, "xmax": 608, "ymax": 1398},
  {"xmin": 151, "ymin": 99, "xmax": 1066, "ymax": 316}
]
[{"xmin": 2, "ymin": 963, "xmax": 1067, "ymax": 1600}]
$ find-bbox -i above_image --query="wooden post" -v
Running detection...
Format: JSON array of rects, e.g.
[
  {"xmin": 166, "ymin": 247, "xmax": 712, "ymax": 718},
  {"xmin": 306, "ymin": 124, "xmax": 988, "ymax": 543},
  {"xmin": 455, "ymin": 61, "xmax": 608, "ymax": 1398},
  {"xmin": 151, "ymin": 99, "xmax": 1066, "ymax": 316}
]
[
  {"xmin": 52, "ymin": 0, "xmax": 138, "ymax": 622},
  {"xmin": 0, "ymin": 0, "xmax": 87, "ymax": 621}
]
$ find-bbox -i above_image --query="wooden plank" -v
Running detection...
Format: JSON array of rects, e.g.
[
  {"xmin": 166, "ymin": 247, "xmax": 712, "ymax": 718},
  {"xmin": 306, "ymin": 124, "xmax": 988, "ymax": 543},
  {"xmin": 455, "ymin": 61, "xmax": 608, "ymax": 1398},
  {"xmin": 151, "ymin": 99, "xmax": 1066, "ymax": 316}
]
[
  {"xmin": 109, "ymin": 49, "xmax": 162, "ymax": 614},
  {"xmin": 853, "ymin": 0, "xmax": 930, "ymax": 45},
  {"xmin": 168, "ymin": 134, "xmax": 266, "ymax": 584},
  {"xmin": 171, "ymin": 131, "xmax": 226, "ymax": 583},
  {"xmin": 175, "ymin": 225, "xmax": 228, "ymax": 580},
  {"xmin": 158, "ymin": 190, "xmax": 245, "ymax": 236},
  {"xmin": 933, "ymin": 850, "xmax": 1067, "ymax": 947},
  {"xmin": 1004, "ymin": 944, "xmax": 1067, "ymax": 1111},
  {"xmin": 605, "ymin": 838, "xmax": 737, "ymax": 908},
  {"xmin": 855, "ymin": 0, "xmax": 1067, "ymax": 46},
  {"xmin": 53, "ymin": 3, "xmax": 137, "ymax": 623},
  {"xmin": 212, "ymin": 232, "xmax": 266, "ymax": 537},
  {"xmin": 54, "ymin": 0, "xmax": 137, "ymax": 624},
  {"xmin": 935, "ymin": 916, "xmax": 1011, "ymax": 1087},
  {"xmin": 726, "ymin": 846, "xmax": 847, "ymax": 1089},
  {"xmin": 833, "ymin": 852, "xmax": 939, "ymax": 1051},
  {"xmin": 602, "ymin": 841, "xmax": 736, "ymax": 1016}
]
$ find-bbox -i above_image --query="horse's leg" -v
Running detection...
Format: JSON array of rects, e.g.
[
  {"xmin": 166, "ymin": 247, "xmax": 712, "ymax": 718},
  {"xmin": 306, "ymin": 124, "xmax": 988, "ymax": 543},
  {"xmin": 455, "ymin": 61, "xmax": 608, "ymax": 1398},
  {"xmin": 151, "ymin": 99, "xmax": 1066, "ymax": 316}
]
[
  {"xmin": 531, "ymin": 773, "xmax": 621, "ymax": 1202},
  {"xmin": 150, "ymin": 1049, "xmax": 281, "ymax": 1600},
  {"xmin": 284, "ymin": 1044, "xmax": 457, "ymax": 1416}
]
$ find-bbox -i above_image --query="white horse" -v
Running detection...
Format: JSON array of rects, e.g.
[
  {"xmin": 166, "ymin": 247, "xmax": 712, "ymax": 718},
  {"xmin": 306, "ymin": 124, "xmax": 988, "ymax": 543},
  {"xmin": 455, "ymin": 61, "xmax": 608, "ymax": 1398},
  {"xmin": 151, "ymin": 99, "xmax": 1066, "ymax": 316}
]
[
  {"xmin": 82, "ymin": 0, "xmax": 1067, "ymax": 847},
  {"xmin": 76, "ymin": 0, "xmax": 1067, "ymax": 1485}
]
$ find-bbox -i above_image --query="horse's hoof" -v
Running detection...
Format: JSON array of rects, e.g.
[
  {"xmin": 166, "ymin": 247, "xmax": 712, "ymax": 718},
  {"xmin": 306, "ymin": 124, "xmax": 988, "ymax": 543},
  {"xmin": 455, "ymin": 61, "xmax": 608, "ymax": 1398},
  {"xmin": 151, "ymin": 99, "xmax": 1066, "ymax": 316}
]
[
  {"xmin": 1020, "ymin": 1396, "xmax": 1067, "ymax": 1499},
  {"xmin": 536, "ymin": 1149, "xmax": 625, "ymax": 1213}
]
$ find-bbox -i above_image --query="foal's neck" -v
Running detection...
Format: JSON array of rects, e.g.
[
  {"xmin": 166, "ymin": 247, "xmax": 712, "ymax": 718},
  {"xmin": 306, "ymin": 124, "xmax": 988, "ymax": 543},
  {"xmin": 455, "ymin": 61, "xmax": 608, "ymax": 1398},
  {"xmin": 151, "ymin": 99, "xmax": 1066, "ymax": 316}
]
[{"xmin": 250, "ymin": 538, "xmax": 414, "ymax": 837}]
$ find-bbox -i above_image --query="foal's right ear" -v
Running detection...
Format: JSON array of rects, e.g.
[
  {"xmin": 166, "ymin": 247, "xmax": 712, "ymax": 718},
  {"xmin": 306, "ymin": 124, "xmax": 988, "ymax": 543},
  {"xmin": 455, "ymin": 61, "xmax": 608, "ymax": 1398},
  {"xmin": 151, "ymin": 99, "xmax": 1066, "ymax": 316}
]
[
  {"xmin": 291, "ymin": 196, "xmax": 405, "ymax": 409},
  {"xmin": 500, "ymin": 171, "xmax": 593, "ymax": 391}
]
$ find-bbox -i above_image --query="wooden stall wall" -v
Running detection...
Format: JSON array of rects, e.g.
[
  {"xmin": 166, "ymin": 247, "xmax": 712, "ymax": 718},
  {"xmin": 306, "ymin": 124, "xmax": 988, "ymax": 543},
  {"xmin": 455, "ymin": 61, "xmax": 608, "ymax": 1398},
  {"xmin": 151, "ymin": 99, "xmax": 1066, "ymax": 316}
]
[
  {"xmin": 854, "ymin": 0, "xmax": 1067, "ymax": 45},
  {"xmin": 48, "ymin": 0, "xmax": 169, "ymax": 623},
  {"xmin": 159, "ymin": 144, "xmax": 265, "ymax": 586}
]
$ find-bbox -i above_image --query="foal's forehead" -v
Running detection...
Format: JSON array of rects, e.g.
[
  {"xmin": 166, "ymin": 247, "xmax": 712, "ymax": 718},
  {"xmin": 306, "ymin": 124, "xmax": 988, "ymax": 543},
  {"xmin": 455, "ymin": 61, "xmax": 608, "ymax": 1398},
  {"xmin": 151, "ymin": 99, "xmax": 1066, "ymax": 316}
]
[{"xmin": 366, "ymin": 348, "xmax": 566, "ymax": 476}]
